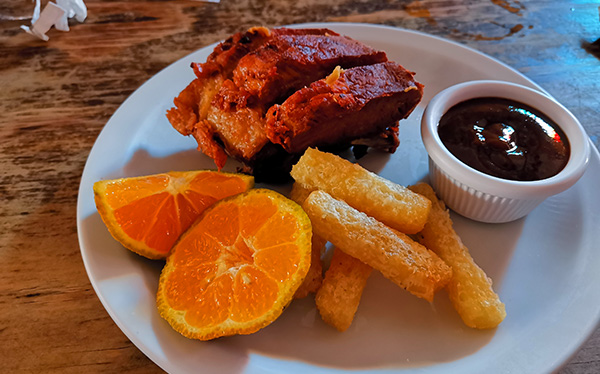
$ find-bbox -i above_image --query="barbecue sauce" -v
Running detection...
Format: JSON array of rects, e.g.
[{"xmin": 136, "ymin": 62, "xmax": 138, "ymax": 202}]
[{"xmin": 438, "ymin": 97, "xmax": 570, "ymax": 181}]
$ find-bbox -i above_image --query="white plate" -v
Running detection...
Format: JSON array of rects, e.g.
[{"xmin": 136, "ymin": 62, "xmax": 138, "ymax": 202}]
[{"xmin": 77, "ymin": 23, "xmax": 600, "ymax": 374}]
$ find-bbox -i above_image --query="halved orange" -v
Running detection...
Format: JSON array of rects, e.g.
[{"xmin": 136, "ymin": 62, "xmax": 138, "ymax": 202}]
[
  {"xmin": 93, "ymin": 171, "xmax": 254, "ymax": 259},
  {"xmin": 157, "ymin": 188, "xmax": 312, "ymax": 340}
]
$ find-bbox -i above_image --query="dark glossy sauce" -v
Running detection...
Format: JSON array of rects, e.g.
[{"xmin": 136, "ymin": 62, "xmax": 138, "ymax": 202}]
[{"xmin": 438, "ymin": 97, "xmax": 570, "ymax": 181}]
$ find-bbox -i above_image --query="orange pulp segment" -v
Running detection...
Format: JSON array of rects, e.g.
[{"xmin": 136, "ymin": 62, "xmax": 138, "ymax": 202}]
[
  {"xmin": 157, "ymin": 189, "xmax": 312, "ymax": 340},
  {"xmin": 93, "ymin": 171, "xmax": 254, "ymax": 259}
]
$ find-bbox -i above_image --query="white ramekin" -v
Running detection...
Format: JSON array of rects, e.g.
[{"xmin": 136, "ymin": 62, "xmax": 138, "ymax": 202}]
[{"xmin": 421, "ymin": 80, "xmax": 590, "ymax": 223}]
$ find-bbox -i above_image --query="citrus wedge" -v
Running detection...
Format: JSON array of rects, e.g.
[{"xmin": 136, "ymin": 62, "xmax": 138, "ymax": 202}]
[
  {"xmin": 157, "ymin": 188, "xmax": 312, "ymax": 340},
  {"xmin": 93, "ymin": 171, "xmax": 254, "ymax": 259}
]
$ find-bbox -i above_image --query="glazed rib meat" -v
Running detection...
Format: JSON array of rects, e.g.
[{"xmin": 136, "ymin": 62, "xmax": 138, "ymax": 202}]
[
  {"xmin": 266, "ymin": 63, "xmax": 424, "ymax": 154},
  {"xmin": 232, "ymin": 33, "xmax": 387, "ymax": 104},
  {"xmin": 166, "ymin": 27, "xmax": 423, "ymax": 180}
]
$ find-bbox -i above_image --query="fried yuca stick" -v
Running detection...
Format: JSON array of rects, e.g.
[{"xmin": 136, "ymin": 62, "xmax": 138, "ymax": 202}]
[
  {"xmin": 302, "ymin": 190, "xmax": 451, "ymax": 301},
  {"xmin": 409, "ymin": 183, "xmax": 506, "ymax": 329},
  {"xmin": 292, "ymin": 182, "xmax": 373, "ymax": 322},
  {"xmin": 316, "ymin": 247, "xmax": 372, "ymax": 331},
  {"xmin": 290, "ymin": 148, "xmax": 431, "ymax": 234},
  {"xmin": 294, "ymin": 234, "xmax": 326, "ymax": 298},
  {"xmin": 290, "ymin": 182, "xmax": 325, "ymax": 298}
]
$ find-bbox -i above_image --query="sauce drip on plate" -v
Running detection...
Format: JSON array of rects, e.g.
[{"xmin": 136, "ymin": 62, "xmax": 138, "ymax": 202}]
[{"xmin": 438, "ymin": 97, "xmax": 570, "ymax": 181}]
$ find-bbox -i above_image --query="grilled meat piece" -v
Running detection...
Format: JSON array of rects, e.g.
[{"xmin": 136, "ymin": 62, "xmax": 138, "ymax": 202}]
[
  {"xmin": 167, "ymin": 27, "xmax": 273, "ymax": 138},
  {"xmin": 166, "ymin": 27, "xmax": 423, "ymax": 179},
  {"xmin": 232, "ymin": 32, "xmax": 387, "ymax": 104},
  {"xmin": 193, "ymin": 27, "xmax": 340, "ymax": 80},
  {"xmin": 266, "ymin": 63, "xmax": 423, "ymax": 154}
]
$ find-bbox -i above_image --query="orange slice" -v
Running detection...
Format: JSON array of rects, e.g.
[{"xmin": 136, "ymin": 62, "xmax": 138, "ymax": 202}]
[
  {"xmin": 93, "ymin": 171, "xmax": 254, "ymax": 259},
  {"xmin": 157, "ymin": 188, "xmax": 312, "ymax": 340}
]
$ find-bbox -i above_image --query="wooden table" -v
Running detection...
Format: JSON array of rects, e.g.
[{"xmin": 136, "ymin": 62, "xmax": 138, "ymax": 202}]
[{"xmin": 1, "ymin": 0, "xmax": 599, "ymax": 372}]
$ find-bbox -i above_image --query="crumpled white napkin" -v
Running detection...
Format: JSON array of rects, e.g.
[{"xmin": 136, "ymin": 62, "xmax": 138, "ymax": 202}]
[{"xmin": 21, "ymin": 0, "xmax": 87, "ymax": 41}]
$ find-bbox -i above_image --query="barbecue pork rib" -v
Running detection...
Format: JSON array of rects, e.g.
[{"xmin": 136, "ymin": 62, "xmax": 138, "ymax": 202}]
[
  {"xmin": 232, "ymin": 32, "xmax": 387, "ymax": 104},
  {"xmin": 266, "ymin": 63, "xmax": 424, "ymax": 154},
  {"xmin": 166, "ymin": 27, "xmax": 423, "ymax": 181}
]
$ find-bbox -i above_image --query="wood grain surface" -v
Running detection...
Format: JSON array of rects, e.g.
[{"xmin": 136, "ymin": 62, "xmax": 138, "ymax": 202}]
[{"xmin": 1, "ymin": 0, "xmax": 599, "ymax": 373}]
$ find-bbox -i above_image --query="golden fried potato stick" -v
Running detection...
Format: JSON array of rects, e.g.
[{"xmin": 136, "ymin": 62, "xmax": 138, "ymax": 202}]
[
  {"xmin": 302, "ymin": 190, "xmax": 451, "ymax": 301},
  {"xmin": 409, "ymin": 183, "xmax": 506, "ymax": 329},
  {"xmin": 290, "ymin": 182, "xmax": 325, "ymax": 298},
  {"xmin": 291, "ymin": 148, "xmax": 431, "ymax": 234},
  {"xmin": 316, "ymin": 247, "xmax": 372, "ymax": 331}
]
